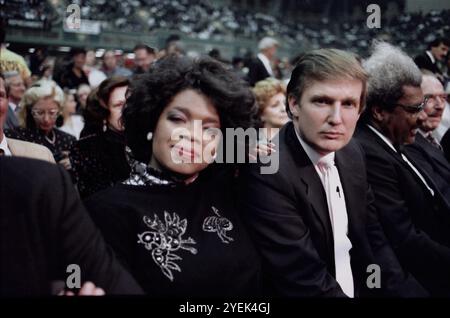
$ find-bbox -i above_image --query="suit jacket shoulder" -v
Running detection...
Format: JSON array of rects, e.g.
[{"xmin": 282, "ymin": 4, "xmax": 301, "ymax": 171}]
[
  {"xmin": 0, "ymin": 157, "xmax": 143, "ymax": 296},
  {"xmin": 7, "ymin": 138, "xmax": 55, "ymax": 163},
  {"xmin": 414, "ymin": 53, "xmax": 440, "ymax": 74},
  {"xmin": 442, "ymin": 128, "xmax": 450, "ymax": 161},
  {"xmin": 247, "ymin": 58, "xmax": 271, "ymax": 86},
  {"xmin": 405, "ymin": 134, "xmax": 450, "ymax": 208}
]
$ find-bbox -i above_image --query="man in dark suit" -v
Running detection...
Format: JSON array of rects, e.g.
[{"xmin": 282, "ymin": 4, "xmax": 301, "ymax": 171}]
[
  {"xmin": 247, "ymin": 37, "xmax": 279, "ymax": 86},
  {"xmin": 355, "ymin": 42, "xmax": 450, "ymax": 296},
  {"xmin": 414, "ymin": 38, "xmax": 449, "ymax": 80},
  {"xmin": 443, "ymin": 128, "xmax": 450, "ymax": 161},
  {"xmin": 0, "ymin": 156, "xmax": 143, "ymax": 296},
  {"xmin": 240, "ymin": 48, "xmax": 426, "ymax": 297},
  {"xmin": 405, "ymin": 74, "xmax": 450, "ymax": 206}
]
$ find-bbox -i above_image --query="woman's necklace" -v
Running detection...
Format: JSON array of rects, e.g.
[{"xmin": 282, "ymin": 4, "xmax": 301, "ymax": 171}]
[{"xmin": 44, "ymin": 130, "xmax": 56, "ymax": 145}]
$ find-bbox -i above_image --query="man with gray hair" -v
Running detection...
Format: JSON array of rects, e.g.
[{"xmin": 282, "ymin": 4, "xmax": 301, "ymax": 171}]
[
  {"xmin": 405, "ymin": 73, "xmax": 450, "ymax": 207},
  {"xmin": 355, "ymin": 42, "xmax": 450, "ymax": 296},
  {"xmin": 247, "ymin": 37, "xmax": 279, "ymax": 86}
]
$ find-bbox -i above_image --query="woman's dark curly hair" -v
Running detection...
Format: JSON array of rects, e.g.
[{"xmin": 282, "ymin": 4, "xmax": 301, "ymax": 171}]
[
  {"xmin": 82, "ymin": 76, "xmax": 129, "ymax": 133},
  {"xmin": 123, "ymin": 56, "xmax": 258, "ymax": 163}
]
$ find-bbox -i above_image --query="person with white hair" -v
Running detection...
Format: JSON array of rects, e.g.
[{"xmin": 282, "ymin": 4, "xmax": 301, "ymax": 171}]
[
  {"xmin": 404, "ymin": 73, "xmax": 450, "ymax": 208},
  {"xmin": 247, "ymin": 37, "xmax": 279, "ymax": 86},
  {"xmin": 5, "ymin": 79, "xmax": 76, "ymax": 169},
  {"xmin": 355, "ymin": 41, "xmax": 450, "ymax": 296}
]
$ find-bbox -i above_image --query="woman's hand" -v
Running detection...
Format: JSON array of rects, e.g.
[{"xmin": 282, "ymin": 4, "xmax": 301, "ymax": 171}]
[
  {"xmin": 58, "ymin": 281, "xmax": 105, "ymax": 296},
  {"xmin": 248, "ymin": 140, "xmax": 276, "ymax": 161},
  {"xmin": 58, "ymin": 151, "xmax": 72, "ymax": 170}
]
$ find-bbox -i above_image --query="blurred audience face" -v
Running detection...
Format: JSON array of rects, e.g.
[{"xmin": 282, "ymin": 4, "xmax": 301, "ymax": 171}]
[
  {"xmin": 378, "ymin": 85, "xmax": 427, "ymax": 145},
  {"xmin": 107, "ymin": 85, "xmax": 127, "ymax": 132},
  {"xmin": 85, "ymin": 50, "xmax": 96, "ymax": 67},
  {"xmin": 420, "ymin": 75, "xmax": 446, "ymax": 132},
  {"xmin": 261, "ymin": 92, "xmax": 288, "ymax": 129},
  {"xmin": 103, "ymin": 51, "xmax": 117, "ymax": 70},
  {"xmin": 0, "ymin": 78, "xmax": 7, "ymax": 130},
  {"xmin": 8, "ymin": 74, "xmax": 26, "ymax": 104},
  {"xmin": 42, "ymin": 64, "xmax": 54, "ymax": 79},
  {"xmin": 134, "ymin": 48, "xmax": 155, "ymax": 71},
  {"xmin": 151, "ymin": 89, "xmax": 221, "ymax": 177},
  {"xmin": 73, "ymin": 52, "xmax": 86, "ymax": 70},
  {"xmin": 77, "ymin": 84, "xmax": 91, "ymax": 109},
  {"xmin": 263, "ymin": 45, "xmax": 278, "ymax": 60},
  {"xmin": 289, "ymin": 78, "xmax": 362, "ymax": 155},
  {"xmin": 31, "ymin": 97, "xmax": 60, "ymax": 134},
  {"xmin": 167, "ymin": 42, "xmax": 184, "ymax": 57},
  {"xmin": 63, "ymin": 93, "xmax": 77, "ymax": 116},
  {"xmin": 431, "ymin": 42, "xmax": 449, "ymax": 61}
]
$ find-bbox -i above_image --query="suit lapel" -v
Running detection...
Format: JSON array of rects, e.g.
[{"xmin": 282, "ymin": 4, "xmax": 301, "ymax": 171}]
[
  {"xmin": 417, "ymin": 134, "xmax": 450, "ymax": 170},
  {"xmin": 362, "ymin": 125, "xmax": 406, "ymax": 167},
  {"xmin": 335, "ymin": 147, "xmax": 366, "ymax": 239},
  {"xmin": 284, "ymin": 123, "xmax": 334, "ymax": 243},
  {"xmin": 362, "ymin": 126, "xmax": 444, "ymax": 202}
]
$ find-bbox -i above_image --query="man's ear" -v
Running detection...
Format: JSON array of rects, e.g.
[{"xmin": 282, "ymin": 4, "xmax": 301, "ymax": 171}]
[
  {"xmin": 288, "ymin": 95, "xmax": 299, "ymax": 118},
  {"xmin": 372, "ymin": 105, "xmax": 385, "ymax": 122}
]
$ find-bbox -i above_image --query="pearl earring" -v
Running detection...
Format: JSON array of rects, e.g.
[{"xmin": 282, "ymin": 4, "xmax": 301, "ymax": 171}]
[
  {"xmin": 146, "ymin": 132, "xmax": 153, "ymax": 141},
  {"xmin": 102, "ymin": 119, "xmax": 107, "ymax": 132}
]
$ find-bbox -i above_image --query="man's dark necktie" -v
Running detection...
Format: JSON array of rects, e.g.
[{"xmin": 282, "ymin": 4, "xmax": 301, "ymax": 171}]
[{"xmin": 426, "ymin": 134, "xmax": 443, "ymax": 151}]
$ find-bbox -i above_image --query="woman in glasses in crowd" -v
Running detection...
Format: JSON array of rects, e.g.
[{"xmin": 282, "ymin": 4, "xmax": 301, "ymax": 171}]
[
  {"xmin": 70, "ymin": 76, "xmax": 130, "ymax": 198},
  {"xmin": 5, "ymin": 79, "xmax": 76, "ymax": 169},
  {"xmin": 84, "ymin": 56, "xmax": 262, "ymax": 296}
]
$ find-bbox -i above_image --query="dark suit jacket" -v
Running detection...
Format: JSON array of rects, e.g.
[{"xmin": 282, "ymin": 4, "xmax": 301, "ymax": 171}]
[
  {"xmin": 414, "ymin": 52, "xmax": 441, "ymax": 75},
  {"xmin": 442, "ymin": 128, "xmax": 450, "ymax": 162},
  {"xmin": 247, "ymin": 57, "xmax": 271, "ymax": 86},
  {"xmin": 355, "ymin": 124, "xmax": 450, "ymax": 296},
  {"xmin": 405, "ymin": 133, "xmax": 450, "ymax": 208},
  {"xmin": 0, "ymin": 157, "xmax": 143, "ymax": 296},
  {"xmin": 240, "ymin": 122, "xmax": 426, "ymax": 297}
]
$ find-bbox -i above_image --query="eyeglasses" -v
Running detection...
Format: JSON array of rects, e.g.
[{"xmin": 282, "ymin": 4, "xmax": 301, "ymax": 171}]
[
  {"xmin": 393, "ymin": 96, "xmax": 429, "ymax": 114},
  {"xmin": 424, "ymin": 93, "xmax": 448, "ymax": 103},
  {"xmin": 31, "ymin": 109, "xmax": 60, "ymax": 119}
]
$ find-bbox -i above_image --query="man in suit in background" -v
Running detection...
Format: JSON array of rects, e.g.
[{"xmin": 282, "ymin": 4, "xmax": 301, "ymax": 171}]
[
  {"xmin": 247, "ymin": 37, "xmax": 279, "ymax": 86},
  {"xmin": 241, "ymin": 49, "xmax": 426, "ymax": 297},
  {"xmin": 0, "ymin": 73, "xmax": 54, "ymax": 162},
  {"xmin": 0, "ymin": 156, "xmax": 143, "ymax": 296},
  {"xmin": 405, "ymin": 73, "xmax": 450, "ymax": 206},
  {"xmin": 132, "ymin": 44, "xmax": 156, "ymax": 75},
  {"xmin": 3, "ymin": 71, "xmax": 25, "ymax": 130},
  {"xmin": 414, "ymin": 38, "xmax": 449, "ymax": 81},
  {"xmin": 356, "ymin": 42, "xmax": 450, "ymax": 296}
]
